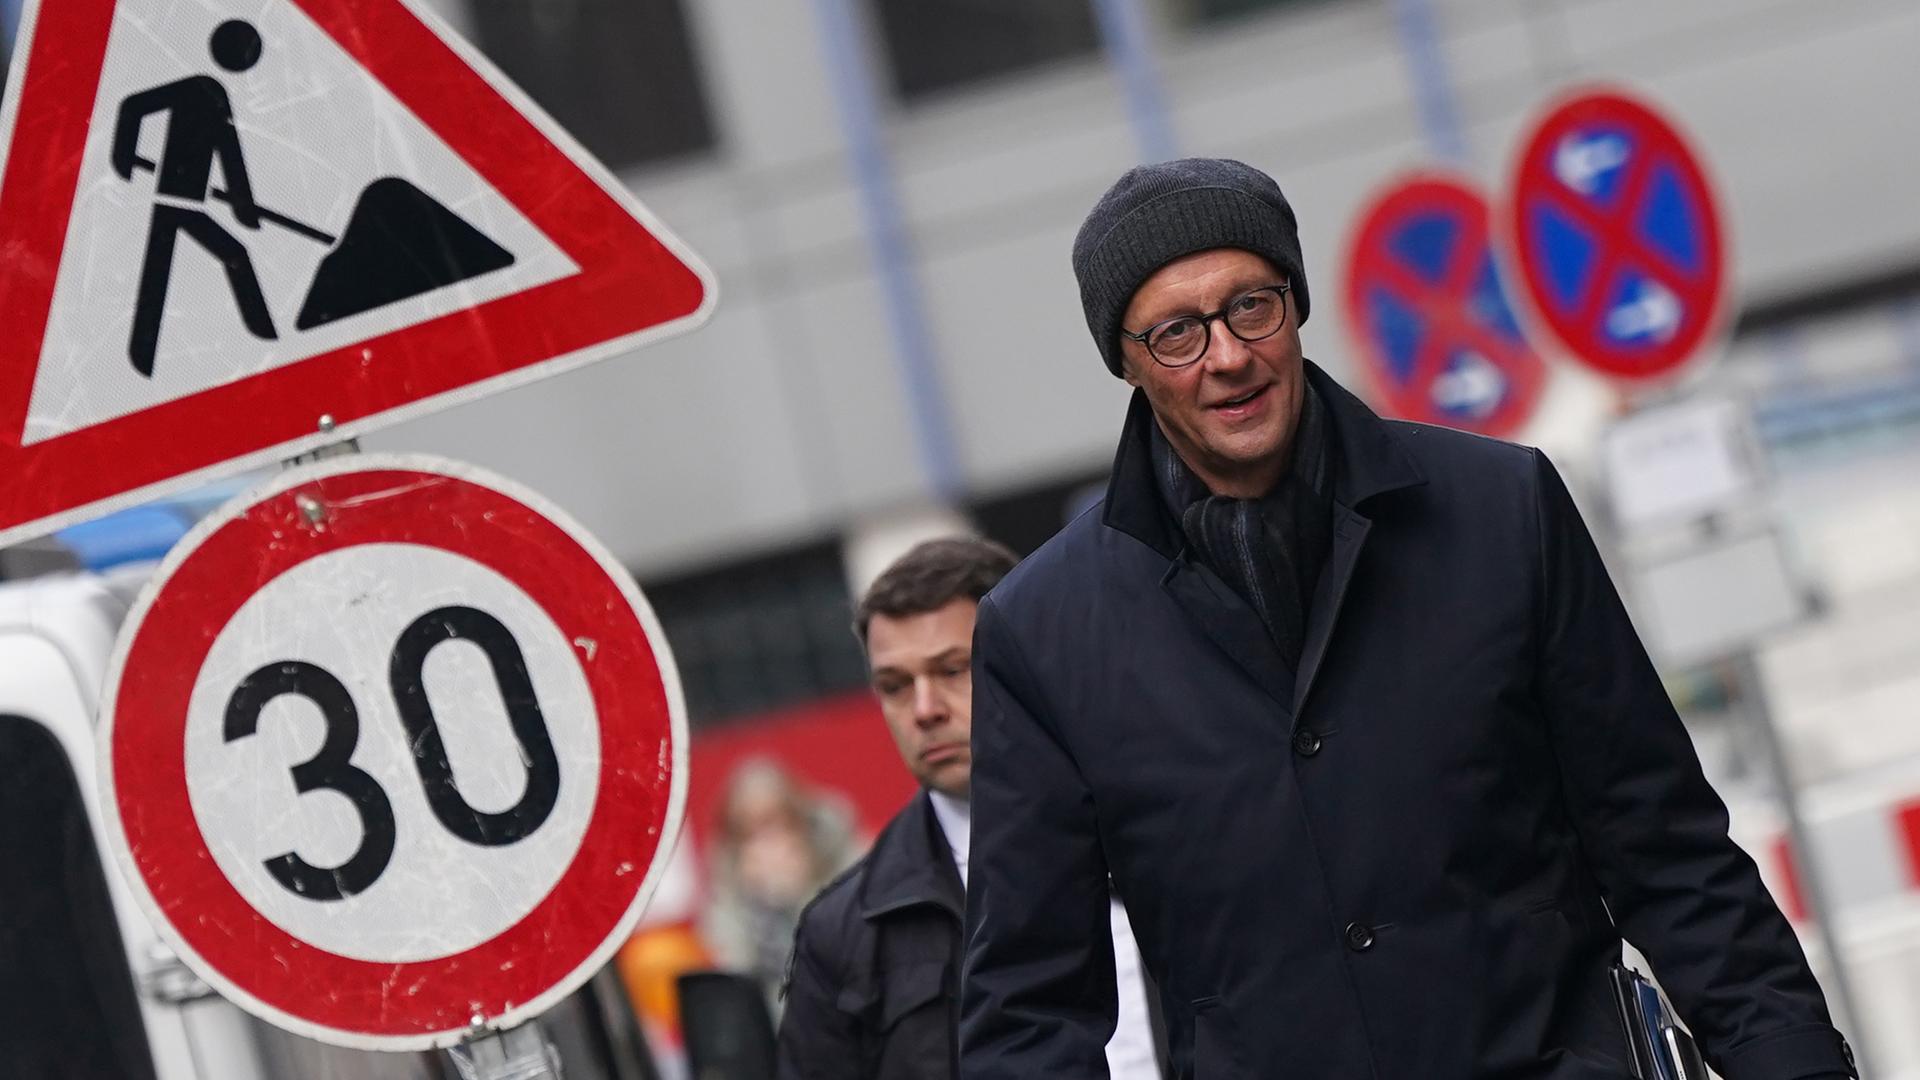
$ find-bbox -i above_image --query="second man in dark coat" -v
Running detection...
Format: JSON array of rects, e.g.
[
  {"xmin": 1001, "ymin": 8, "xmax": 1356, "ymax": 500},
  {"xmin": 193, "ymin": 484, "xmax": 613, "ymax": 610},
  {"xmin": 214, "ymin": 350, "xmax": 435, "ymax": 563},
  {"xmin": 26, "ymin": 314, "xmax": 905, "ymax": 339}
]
[{"xmin": 779, "ymin": 538, "xmax": 1165, "ymax": 1079}]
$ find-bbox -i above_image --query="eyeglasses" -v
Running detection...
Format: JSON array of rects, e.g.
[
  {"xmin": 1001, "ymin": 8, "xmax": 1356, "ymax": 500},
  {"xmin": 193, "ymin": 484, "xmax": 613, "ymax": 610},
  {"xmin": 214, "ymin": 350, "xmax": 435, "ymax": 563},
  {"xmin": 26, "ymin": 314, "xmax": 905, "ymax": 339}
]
[{"xmin": 1120, "ymin": 283, "xmax": 1292, "ymax": 368}]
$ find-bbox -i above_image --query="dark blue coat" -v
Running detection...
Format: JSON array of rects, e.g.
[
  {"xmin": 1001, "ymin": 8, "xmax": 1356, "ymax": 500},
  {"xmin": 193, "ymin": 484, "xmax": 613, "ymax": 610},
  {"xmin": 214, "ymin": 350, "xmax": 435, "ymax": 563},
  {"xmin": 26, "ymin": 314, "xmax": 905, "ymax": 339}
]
[
  {"xmin": 958, "ymin": 363, "xmax": 1853, "ymax": 1080},
  {"xmin": 779, "ymin": 792, "xmax": 965, "ymax": 1080}
]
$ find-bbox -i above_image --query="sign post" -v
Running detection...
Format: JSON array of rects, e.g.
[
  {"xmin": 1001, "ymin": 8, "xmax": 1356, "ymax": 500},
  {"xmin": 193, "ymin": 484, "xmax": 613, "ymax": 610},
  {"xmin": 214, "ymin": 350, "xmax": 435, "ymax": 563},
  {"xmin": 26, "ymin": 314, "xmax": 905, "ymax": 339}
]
[
  {"xmin": 1732, "ymin": 649, "xmax": 1870, "ymax": 1080},
  {"xmin": 0, "ymin": 0, "xmax": 714, "ymax": 547},
  {"xmin": 98, "ymin": 455, "xmax": 689, "ymax": 1053},
  {"xmin": 1341, "ymin": 172, "xmax": 1547, "ymax": 438},
  {"xmin": 447, "ymin": 1023, "xmax": 565, "ymax": 1080},
  {"xmin": 1604, "ymin": 396, "xmax": 1873, "ymax": 1075}
]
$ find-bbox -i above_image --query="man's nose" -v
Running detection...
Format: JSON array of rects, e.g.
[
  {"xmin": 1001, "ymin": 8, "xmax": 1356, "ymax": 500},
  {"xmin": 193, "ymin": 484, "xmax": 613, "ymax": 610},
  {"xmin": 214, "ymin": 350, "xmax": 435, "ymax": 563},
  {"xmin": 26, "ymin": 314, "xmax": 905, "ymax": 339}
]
[
  {"xmin": 913, "ymin": 678, "xmax": 945, "ymax": 726},
  {"xmin": 1202, "ymin": 318, "xmax": 1254, "ymax": 374}
]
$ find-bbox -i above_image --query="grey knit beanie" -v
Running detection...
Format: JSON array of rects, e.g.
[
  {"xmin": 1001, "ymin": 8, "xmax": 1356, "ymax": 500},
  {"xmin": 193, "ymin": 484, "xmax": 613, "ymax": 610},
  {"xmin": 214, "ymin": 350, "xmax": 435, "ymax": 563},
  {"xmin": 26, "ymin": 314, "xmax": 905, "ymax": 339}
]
[{"xmin": 1072, "ymin": 158, "xmax": 1310, "ymax": 377}]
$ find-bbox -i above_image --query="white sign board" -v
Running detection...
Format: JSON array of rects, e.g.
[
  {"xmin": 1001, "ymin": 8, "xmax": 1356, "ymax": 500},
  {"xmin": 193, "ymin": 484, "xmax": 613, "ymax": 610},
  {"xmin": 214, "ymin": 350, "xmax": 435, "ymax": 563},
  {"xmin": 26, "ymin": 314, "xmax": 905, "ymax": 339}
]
[
  {"xmin": 1631, "ymin": 530, "xmax": 1807, "ymax": 669},
  {"xmin": 1603, "ymin": 397, "xmax": 1762, "ymax": 530}
]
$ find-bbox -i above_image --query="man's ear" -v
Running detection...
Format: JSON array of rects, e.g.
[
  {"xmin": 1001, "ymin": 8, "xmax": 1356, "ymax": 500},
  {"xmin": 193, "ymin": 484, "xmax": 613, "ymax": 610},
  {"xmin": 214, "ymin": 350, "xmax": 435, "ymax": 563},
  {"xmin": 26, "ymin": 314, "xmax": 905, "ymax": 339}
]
[{"xmin": 1118, "ymin": 349, "xmax": 1142, "ymax": 388}]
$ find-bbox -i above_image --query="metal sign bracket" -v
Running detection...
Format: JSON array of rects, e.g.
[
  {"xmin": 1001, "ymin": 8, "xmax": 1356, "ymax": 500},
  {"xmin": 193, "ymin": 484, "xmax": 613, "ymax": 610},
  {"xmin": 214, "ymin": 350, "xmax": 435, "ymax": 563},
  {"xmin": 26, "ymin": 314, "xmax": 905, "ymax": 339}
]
[
  {"xmin": 281, "ymin": 415, "xmax": 361, "ymax": 468},
  {"xmin": 446, "ymin": 1020, "xmax": 564, "ymax": 1080}
]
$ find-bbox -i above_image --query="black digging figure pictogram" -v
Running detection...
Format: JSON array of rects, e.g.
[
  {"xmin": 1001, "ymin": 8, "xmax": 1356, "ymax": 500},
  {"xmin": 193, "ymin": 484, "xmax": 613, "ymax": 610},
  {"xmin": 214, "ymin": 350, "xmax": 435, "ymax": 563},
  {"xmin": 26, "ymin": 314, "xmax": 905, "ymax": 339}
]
[
  {"xmin": 111, "ymin": 19, "xmax": 516, "ymax": 379},
  {"xmin": 113, "ymin": 20, "xmax": 279, "ymax": 377}
]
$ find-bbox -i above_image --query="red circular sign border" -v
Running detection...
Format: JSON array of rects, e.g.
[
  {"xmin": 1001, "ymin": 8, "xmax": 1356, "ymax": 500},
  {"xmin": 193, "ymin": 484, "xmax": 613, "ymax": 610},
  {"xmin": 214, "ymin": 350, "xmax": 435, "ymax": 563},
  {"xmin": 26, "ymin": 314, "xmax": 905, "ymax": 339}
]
[
  {"xmin": 1341, "ymin": 171, "xmax": 1548, "ymax": 439},
  {"xmin": 1503, "ymin": 84, "xmax": 1730, "ymax": 381},
  {"xmin": 103, "ymin": 461, "xmax": 680, "ymax": 1046}
]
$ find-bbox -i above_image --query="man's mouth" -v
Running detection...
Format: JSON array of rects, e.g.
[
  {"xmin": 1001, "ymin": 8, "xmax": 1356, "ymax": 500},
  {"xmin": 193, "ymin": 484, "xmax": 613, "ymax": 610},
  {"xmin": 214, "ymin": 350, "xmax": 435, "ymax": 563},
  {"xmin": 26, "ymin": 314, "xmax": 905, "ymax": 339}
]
[
  {"xmin": 921, "ymin": 743, "xmax": 965, "ymax": 765},
  {"xmin": 1211, "ymin": 385, "xmax": 1268, "ymax": 410}
]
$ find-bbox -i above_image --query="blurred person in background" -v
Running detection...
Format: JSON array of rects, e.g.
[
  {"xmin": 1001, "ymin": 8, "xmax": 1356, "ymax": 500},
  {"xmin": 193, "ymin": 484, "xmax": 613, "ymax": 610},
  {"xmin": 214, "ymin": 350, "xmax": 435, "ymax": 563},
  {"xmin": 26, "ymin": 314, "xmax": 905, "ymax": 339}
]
[
  {"xmin": 701, "ymin": 757, "xmax": 859, "ymax": 1012},
  {"xmin": 778, "ymin": 537, "xmax": 1166, "ymax": 1080},
  {"xmin": 959, "ymin": 158, "xmax": 1856, "ymax": 1080}
]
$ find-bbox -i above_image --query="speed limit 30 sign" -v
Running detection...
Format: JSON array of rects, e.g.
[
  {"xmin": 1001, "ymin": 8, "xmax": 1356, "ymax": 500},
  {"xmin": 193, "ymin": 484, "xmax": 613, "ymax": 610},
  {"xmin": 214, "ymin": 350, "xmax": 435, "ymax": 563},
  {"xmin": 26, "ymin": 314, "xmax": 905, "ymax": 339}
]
[{"xmin": 98, "ymin": 454, "xmax": 687, "ymax": 1050}]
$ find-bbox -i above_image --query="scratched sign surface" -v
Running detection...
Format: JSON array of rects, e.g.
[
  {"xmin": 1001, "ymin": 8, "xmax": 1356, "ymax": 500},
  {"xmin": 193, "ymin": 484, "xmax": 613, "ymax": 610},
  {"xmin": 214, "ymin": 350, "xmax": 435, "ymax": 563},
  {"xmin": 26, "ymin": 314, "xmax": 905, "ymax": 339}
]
[
  {"xmin": 97, "ymin": 455, "xmax": 688, "ymax": 1050},
  {"xmin": 0, "ymin": 0, "xmax": 713, "ymax": 547},
  {"xmin": 1504, "ymin": 85, "xmax": 1728, "ymax": 381}
]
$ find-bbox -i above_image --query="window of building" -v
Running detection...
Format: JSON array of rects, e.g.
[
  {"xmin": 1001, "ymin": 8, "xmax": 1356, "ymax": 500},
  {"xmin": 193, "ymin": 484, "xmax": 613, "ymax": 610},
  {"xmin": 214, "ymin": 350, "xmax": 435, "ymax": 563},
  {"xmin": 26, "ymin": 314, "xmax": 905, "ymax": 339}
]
[
  {"xmin": 468, "ymin": 0, "xmax": 717, "ymax": 170},
  {"xmin": 869, "ymin": 0, "xmax": 1101, "ymax": 102},
  {"xmin": 642, "ymin": 542, "xmax": 871, "ymax": 729},
  {"xmin": 1165, "ymin": 0, "xmax": 1333, "ymax": 26}
]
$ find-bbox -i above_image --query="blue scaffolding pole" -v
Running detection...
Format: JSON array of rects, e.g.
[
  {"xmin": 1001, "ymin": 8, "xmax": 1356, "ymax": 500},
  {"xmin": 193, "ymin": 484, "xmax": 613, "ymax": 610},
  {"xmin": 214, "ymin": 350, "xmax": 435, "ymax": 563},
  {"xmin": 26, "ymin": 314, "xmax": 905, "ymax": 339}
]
[
  {"xmin": 1091, "ymin": 0, "xmax": 1178, "ymax": 164},
  {"xmin": 1391, "ymin": 0, "xmax": 1469, "ymax": 165},
  {"xmin": 809, "ymin": 0, "xmax": 964, "ymax": 502}
]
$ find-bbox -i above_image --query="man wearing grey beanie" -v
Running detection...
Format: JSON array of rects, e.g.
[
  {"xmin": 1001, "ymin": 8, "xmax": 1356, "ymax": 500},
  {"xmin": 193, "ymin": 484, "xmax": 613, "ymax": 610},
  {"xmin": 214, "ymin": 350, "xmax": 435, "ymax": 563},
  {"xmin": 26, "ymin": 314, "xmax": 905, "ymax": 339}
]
[{"xmin": 957, "ymin": 158, "xmax": 1855, "ymax": 1080}]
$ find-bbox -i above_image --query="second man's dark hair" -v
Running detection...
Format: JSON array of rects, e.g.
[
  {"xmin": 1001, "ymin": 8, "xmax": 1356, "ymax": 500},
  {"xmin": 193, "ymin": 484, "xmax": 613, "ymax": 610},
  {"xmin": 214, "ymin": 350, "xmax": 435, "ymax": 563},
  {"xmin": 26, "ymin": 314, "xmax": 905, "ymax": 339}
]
[{"xmin": 854, "ymin": 536, "xmax": 1019, "ymax": 643}]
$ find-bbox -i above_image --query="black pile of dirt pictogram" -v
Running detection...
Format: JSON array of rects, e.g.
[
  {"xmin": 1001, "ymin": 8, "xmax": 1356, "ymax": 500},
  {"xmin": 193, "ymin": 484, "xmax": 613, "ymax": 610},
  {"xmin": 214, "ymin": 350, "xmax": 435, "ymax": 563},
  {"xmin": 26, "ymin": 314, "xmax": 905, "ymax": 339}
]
[{"xmin": 295, "ymin": 177, "xmax": 516, "ymax": 331}]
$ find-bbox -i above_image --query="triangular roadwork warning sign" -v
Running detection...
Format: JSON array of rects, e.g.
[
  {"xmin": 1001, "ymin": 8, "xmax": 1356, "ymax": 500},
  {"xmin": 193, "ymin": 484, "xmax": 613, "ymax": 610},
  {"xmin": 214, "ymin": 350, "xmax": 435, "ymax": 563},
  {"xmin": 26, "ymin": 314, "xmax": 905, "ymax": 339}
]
[{"xmin": 0, "ymin": 0, "xmax": 715, "ymax": 546}]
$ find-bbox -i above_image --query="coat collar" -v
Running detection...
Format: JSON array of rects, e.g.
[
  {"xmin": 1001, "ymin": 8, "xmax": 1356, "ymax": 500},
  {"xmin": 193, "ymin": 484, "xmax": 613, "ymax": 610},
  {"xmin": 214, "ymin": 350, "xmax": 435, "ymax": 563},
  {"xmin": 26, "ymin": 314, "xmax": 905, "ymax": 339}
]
[
  {"xmin": 858, "ymin": 790, "xmax": 964, "ymax": 923},
  {"xmin": 1101, "ymin": 359, "xmax": 1427, "ymax": 560}
]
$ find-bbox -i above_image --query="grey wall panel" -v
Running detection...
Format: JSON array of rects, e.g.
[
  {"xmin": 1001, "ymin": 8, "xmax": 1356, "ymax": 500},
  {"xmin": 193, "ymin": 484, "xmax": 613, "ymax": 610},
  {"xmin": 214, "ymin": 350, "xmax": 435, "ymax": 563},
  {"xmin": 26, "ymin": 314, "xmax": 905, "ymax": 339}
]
[
  {"xmin": 767, "ymin": 272, "xmax": 934, "ymax": 510},
  {"xmin": 918, "ymin": 222, "xmax": 1135, "ymax": 488},
  {"xmin": 365, "ymin": 299, "xmax": 825, "ymax": 571},
  {"xmin": 1643, "ymin": 6, "xmax": 1920, "ymax": 299},
  {"xmin": 690, "ymin": 0, "xmax": 845, "ymax": 171}
]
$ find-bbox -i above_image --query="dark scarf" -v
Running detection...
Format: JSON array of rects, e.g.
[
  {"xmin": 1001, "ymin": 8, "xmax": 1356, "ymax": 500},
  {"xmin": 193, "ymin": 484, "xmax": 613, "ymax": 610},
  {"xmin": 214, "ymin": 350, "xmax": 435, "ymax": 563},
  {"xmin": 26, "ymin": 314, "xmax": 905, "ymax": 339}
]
[{"xmin": 1149, "ymin": 383, "xmax": 1337, "ymax": 670}]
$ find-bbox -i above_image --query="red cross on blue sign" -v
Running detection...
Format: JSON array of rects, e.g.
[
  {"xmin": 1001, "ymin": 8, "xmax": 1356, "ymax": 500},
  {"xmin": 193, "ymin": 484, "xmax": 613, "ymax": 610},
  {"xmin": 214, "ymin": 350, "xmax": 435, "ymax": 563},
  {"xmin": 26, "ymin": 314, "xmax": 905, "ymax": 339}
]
[
  {"xmin": 1341, "ymin": 173, "xmax": 1546, "ymax": 438},
  {"xmin": 1505, "ymin": 86, "xmax": 1728, "ymax": 381}
]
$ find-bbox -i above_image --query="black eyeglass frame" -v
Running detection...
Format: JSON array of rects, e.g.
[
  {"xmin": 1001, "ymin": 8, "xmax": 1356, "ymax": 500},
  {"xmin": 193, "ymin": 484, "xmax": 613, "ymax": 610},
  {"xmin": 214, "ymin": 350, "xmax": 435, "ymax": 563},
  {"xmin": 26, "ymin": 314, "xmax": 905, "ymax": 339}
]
[{"xmin": 1119, "ymin": 282, "xmax": 1293, "ymax": 369}]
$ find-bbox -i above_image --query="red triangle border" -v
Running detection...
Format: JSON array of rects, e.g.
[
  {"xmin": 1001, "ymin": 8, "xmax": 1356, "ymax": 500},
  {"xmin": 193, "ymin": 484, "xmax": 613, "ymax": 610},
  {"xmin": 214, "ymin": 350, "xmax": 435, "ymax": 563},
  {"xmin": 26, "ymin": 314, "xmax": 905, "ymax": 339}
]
[{"xmin": 0, "ymin": 0, "xmax": 712, "ymax": 543}]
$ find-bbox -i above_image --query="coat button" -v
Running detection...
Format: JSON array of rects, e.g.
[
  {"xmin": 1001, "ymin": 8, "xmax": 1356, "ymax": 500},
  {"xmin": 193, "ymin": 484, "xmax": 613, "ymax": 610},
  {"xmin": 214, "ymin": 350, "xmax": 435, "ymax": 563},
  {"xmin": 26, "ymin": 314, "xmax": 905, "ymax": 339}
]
[
  {"xmin": 1344, "ymin": 922, "xmax": 1375, "ymax": 952},
  {"xmin": 1292, "ymin": 730, "xmax": 1323, "ymax": 757}
]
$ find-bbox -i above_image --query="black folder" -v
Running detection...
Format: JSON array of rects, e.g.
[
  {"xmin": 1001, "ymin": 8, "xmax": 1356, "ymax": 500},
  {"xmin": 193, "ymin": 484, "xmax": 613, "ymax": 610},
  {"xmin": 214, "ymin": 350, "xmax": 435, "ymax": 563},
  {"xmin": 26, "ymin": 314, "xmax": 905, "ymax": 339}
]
[{"xmin": 1610, "ymin": 963, "xmax": 1708, "ymax": 1080}]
